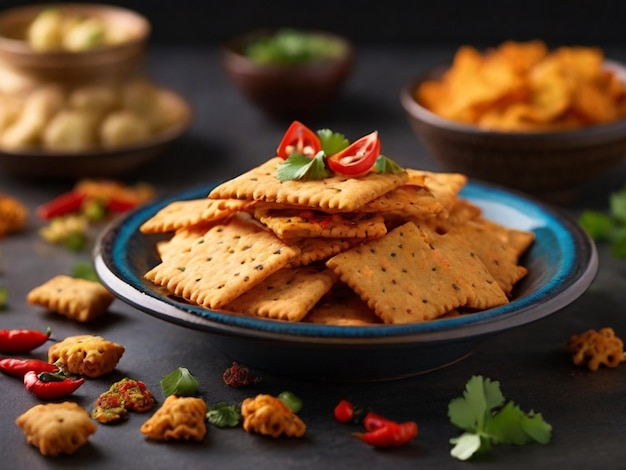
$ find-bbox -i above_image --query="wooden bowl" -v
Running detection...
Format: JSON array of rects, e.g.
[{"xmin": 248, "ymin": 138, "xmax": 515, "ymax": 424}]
[
  {"xmin": 221, "ymin": 29, "xmax": 355, "ymax": 118},
  {"xmin": 0, "ymin": 3, "xmax": 150, "ymax": 86}
]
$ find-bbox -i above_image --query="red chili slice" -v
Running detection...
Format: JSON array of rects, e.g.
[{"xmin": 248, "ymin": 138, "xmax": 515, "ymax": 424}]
[
  {"xmin": 276, "ymin": 121, "xmax": 322, "ymax": 159},
  {"xmin": 327, "ymin": 131, "xmax": 380, "ymax": 177}
]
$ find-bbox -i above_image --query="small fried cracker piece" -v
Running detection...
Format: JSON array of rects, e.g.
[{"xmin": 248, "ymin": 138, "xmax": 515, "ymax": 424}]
[
  {"xmin": 48, "ymin": 334, "xmax": 124, "ymax": 378},
  {"xmin": 145, "ymin": 214, "xmax": 299, "ymax": 310},
  {"xmin": 254, "ymin": 208, "xmax": 387, "ymax": 240},
  {"xmin": 242, "ymin": 394, "xmax": 306, "ymax": 438},
  {"xmin": 27, "ymin": 275, "xmax": 115, "ymax": 322},
  {"xmin": 459, "ymin": 219, "xmax": 530, "ymax": 295},
  {"xmin": 421, "ymin": 225, "xmax": 509, "ymax": 310},
  {"xmin": 139, "ymin": 198, "xmax": 250, "ymax": 234},
  {"xmin": 16, "ymin": 402, "xmax": 96, "ymax": 456},
  {"xmin": 225, "ymin": 266, "xmax": 337, "ymax": 321},
  {"xmin": 326, "ymin": 222, "xmax": 475, "ymax": 324},
  {"xmin": 208, "ymin": 157, "xmax": 407, "ymax": 211},
  {"xmin": 140, "ymin": 395, "xmax": 207, "ymax": 442},
  {"xmin": 565, "ymin": 327, "xmax": 626, "ymax": 371},
  {"xmin": 0, "ymin": 193, "xmax": 28, "ymax": 236},
  {"xmin": 304, "ymin": 283, "xmax": 382, "ymax": 325}
]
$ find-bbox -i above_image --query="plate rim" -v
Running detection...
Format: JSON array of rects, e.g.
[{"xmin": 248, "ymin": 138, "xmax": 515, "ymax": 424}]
[{"xmin": 94, "ymin": 179, "xmax": 598, "ymax": 345}]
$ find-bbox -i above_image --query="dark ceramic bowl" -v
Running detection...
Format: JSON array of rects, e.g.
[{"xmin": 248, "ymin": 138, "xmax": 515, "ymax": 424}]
[
  {"xmin": 221, "ymin": 29, "xmax": 354, "ymax": 118},
  {"xmin": 94, "ymin": 180, "xmax": 597, "ymax": 382},
  {"xmin": 400, "ymin": 60, "xmax": 626, "ymax": 202},
  {"xmin": 0, "ymin": 3, "xmax": 150, "ymax": 85}
]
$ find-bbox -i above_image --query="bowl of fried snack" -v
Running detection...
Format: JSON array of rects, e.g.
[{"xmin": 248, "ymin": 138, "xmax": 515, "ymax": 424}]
[
  {"xmin": 222, "ymin": 28, "xmax": 355, "ymax": 118},
  {"xmin": 94, "ymin": 121, "xmax": 598, "ymax": 381},
  {"xmin": 0, "ymin": 3, "xmax": 150, "ymax": 84},
  {"xmin": 400, "ymin": 40, "xmax": 626, "ymax": 202}
]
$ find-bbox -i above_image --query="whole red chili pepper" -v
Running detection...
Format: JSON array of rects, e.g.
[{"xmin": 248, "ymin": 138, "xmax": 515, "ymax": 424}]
[
  {"xmin": 24, "ymin": 371, "xmax": 85, "ymax": 400},
  {"xmin": 36, "ymin": 190, "xmax": 86, "ymax": 219},
  {"xmin": 363, "ymin": 411, "xmax": 393, "ymax": 431},
  {"xmin": 0, "ymin": 357, "xmax": 59, "ymax": 377},
  {"xmin": 354, "ymin": 420, "xmax": 418, "ymax": 447},
  {"xmin": 0, "ymin": 328, "xmax": 51, "ymax": 353}
]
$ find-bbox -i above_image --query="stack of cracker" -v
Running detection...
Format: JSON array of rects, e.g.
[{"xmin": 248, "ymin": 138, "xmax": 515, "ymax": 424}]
[{"xmin": 140, "ymin": 157, "xmax": 534, "ymax": 325}]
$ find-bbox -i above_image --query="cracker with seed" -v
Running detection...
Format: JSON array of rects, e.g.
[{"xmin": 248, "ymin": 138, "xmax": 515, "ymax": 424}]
[
  {"xmin": 326, "ymin": 222, "xmax": 475, "ymax": 324},
  {"xmin": 208, "ymin": 157, "xmax": 407, "ymax": 211},
  {"xmin": 421, "ymin": 225, "xmax": 509, "ymax": 310},
  {"xmin": 426, "ymin": 198, "xmax": 483, "ymax": 233},
  {"xmin": 155, "ymin": 223, "xmax": 213, "ymax": 261},
  {"xmin": 140, "ymin": 198, "xmax": 249, "ymax": 234},
  {"xmin": 145, "ymin": 214, "xmax": 299, "ymax": 310},
  {"xmin": 288, "ymin": 237, "xmax": 358, "ymax": 267},
  {"xmin": 410, "ymin": 170, "xmax": 468, "ymax": 212},
  {"xmin": 358, "ymin": 183, "xmax": 444, "ymax": 219},
  {"xmin": 304, "ymin": 283, "xmax": 382, "ymax": 325},
  {"xmin": 254, "ymin": 208, "xmax": 387, "ymax": 240},
  {"xmin": 27, "ymin": 275, "xmax": 115, "ymax": 323},
  {"xmin": 459, "ymin": 219, "xmax": 529, "ymax": 295},
  {"xmin": 225, "ymin": 266, "xmax": 337, "ymax": 321}
]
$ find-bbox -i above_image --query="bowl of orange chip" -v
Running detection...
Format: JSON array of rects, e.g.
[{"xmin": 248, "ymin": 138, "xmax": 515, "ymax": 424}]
[{"xmin": 401, "ymin": 40, "xmax": 626, "ymax": 202}]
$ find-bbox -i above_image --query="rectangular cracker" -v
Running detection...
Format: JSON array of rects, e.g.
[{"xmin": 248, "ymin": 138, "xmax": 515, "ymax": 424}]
[
  {"xmin": 208, "ymin": 157, "xmax": 407, "ymax": 211},
  {"xmin": 144, "ymin": 214, "xmax": 299, "ymax": 309},
  {"xmin": 225, "ymin": 266, "xmax": 337, "ymax": 322},
  {"xmin": 357, "ymin": 184, "xmax": 445, "ymax": 219},
  {"xmin": 254, "ymin": 208, "xmax": 387, "ymax": 240},
  {"xmin": 287, "ymin": 237, "xmax": 358, "ymax": 267},
  {"xmin": 303, "ymin": 283, "xmax": 382, "ymax": 325},
  {"xmin": 155, "ymin": 223, "xmax": 213, "ymax": 261},
  {"xmin": 140, "ymin": 198, "xmax": 250, "ymax": 234},
  {"xmin": 326, "ymin": 221, "xmax": 475, "ymax": 324},
  {"xmin": 27, "ymin": 275, "xmax": 115, "ymax": 322}
]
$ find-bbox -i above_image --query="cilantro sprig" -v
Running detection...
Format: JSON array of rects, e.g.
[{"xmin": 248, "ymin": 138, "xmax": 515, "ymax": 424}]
[
  {"xmin": 448, "ymin": 375, "xmax": 552, "ymax": 461},
  {"xmin": 578, "ymin": 185, "xmax": 626, "ymax": 258}
]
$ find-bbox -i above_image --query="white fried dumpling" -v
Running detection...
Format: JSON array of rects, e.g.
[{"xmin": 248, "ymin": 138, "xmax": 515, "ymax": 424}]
[
  {"xmin": 43, "ymin": 109, "xmax": 99, "ymax": 151},
  {"xmin": 100, "ymin": 110, "xmax": 151, "ymax": 148},
  {"xmin": 26, "ymin": 9, "xmax": 64, "ymax": 51}
]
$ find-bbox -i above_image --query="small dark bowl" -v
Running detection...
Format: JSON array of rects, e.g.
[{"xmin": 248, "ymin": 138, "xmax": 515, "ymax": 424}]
[
  {"xmin": 221, "ymin": 29, "xmax": 355, "ymax": 118},
  {"xmin": 400, "ymin": 60, "xmax": 626, "ymax": 202}
]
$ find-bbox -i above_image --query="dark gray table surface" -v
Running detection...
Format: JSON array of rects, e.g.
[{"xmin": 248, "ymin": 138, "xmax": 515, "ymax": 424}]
[{"xmin": 1, "ymin": 45, "xmax": 626, "ymax": 470}]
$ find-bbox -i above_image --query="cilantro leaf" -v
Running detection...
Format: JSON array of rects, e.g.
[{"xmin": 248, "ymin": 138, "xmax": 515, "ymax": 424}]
[
  {"xmin": 276, "ymin": 152, "xmax": 331, "ymax": 181},
  {"xmin": 448, "ymin": 375, "xmax": 552, "ymax": 461},
  {"xmin": 0, "ymin": 286, "xmax": 7, "ymax": 310},
  {"xmin": 578, "ymin": 184, "xmax": 626, "ymax": 258},
  {"xmin": 578, "ymin": 210, "xmax": 615, "ymax": 241},
  {"xmin": 610, "ymin": 187, "xmax": 626, "ymax": 222},
  {"xmin": 374, "ymin": 155, "xmax": 405, "ymax": 175},
  {"xmin": 317, "ymin": 128, "xmax": 349, "ymax": 156},
  {"xmin": 206, "ymin": 402, "xmax": 242, "ymax": 428}
]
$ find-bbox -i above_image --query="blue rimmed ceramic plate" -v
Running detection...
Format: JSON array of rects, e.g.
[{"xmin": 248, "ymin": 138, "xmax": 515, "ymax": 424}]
[{"xmin": 94, "ymin": 181, "xmax": 598, "ymax": 381}]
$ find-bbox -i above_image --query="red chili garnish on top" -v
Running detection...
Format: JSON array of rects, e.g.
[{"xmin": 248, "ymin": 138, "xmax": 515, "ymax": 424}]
[
  {"xmin": 354, "ymin": 411, "xmax": 418, "ymax": 447},
  {"xmin": 326, "ymin": 130, "xmax": 380, "ymax": 177},
  {"xmin": 0, "ymin": 357, "xmax": 59, "ymax": 377},
  {"xmin": 276, "ymin": 120, "xmax": 322, "ymax": 159},
  {"xmin": 0, "ymin": 328, "xmax": 51, "ymax": 354},
  {"xmin": 23, "ymin": 370, "xmax": 85, "ymax": 400}
]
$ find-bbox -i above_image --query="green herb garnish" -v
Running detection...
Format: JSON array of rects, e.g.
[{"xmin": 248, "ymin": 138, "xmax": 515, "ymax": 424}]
[
  {"xmin": 276, "ymin": 151, "xmax": 331, "ymax": 181},
  {"xmin": 245, "ymin": 29, "xmax": 346, "ymax": 66},
  {"xmin": 72, "ymin": 261, "xmax": 99, "ymax": 282},
  {"xmin": 374, "ymin": 155, "xmax": 405, "ymax": 175},
  {"xmin": 578, "ymin": 185, "xmax": 626, "ymax": 258},
  {"xmin": 206, "ymin": 402, "xmax": 242, "ymax": 428},
  {"xmin": 317, "ymin": 128, "xmax": 349, "ymax": 156},
  {"xmin": 448, "ymin": 375, "xmax": 552, "ymax": 461},
  {"xmin": 160, "ymin": 366, "xmax": 199, "ymax": 397},
  {"xmin": 0, "ymin": 286, "xmax": 7, "ymax": 309},
  {"xmin": 278, "ymin": 390, "xmax": 303, "ymax": 413}
]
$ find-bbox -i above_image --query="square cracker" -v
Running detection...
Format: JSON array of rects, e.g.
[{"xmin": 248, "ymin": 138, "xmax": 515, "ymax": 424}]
[
  {"xmin": 140, "ymin": 198, "xmax": 249, "ymax": 234},
  {"xmin": 155, "ymin": 223, "xmax": 213, "ymax": 261},
  {"xmin": 208, "ymin": 157, "xmax": 407, "ymax": 211},
  {"xmin": 27, "ymin": 275, "xmax": 115, "ymax": 322},
  {"xmin": 304, "ymin": 283, "xmax": 382, "ymax": 325},
  {"xmin": 420, "ymin": 225, "xmax": 509, "ymax": 310},
  {"xmin": 254, "ymin": 208, "xmax": 387, "ymax": 240},
  {"xmin": 145, "ymin": 214, "xmax": 299, "ymax": 310},
  {"xmin": 326, "ymin": 221, "xmax": 475, "ymax": 324},
  {"xmin": 288, "ymin": 237, "xmax": 358, "ymax": 267},
  {"xmin": 358, "ymin": 184, "xmax": 444, "ymax": 219},
  {"xmin": 225, "ymin": 266, "xmax": 337, "ymax": 322}
]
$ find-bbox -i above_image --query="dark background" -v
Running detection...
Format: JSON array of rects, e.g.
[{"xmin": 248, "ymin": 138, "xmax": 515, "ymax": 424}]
[{"xmin": 1, "ymin": 0, "xmax": 624, "ymax": 48}]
